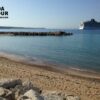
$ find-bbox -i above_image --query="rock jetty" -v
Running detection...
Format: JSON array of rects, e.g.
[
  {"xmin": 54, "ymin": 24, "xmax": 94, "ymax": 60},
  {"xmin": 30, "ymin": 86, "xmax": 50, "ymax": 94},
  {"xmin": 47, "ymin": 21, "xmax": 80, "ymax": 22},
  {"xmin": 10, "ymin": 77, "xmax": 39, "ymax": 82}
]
[
  {"xmin": 0, "ymin": 79, "xmax": 80, "ymax": 100},
  {"xmin": 0, "ymin": 31, "xmax": 73, "ymax": 36}
]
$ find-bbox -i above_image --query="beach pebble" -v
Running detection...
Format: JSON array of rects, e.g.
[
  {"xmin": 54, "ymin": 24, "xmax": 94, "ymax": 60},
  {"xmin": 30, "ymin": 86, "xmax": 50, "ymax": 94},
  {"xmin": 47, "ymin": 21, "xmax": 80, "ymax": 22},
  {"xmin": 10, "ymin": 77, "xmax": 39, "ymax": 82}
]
[
  {"xmin": 18, "ymin": 89, "xmax": 43, "ymax": 100},
  {"xmin": 42, "ymin": 91, "xmax": 65, "ymax": 100},
  {"xmin": 4, "ymin": 91, "xmax": 14, "ymax": 100},
  {"xmin": 0, "ymin": 87, "xmax": 14, "ymax": 100},
  {"xmin": 0, "ymin": 79, "xmax": 22, "ymax": 89},
  {"xmin": 13, "ymin": 81, "xmax": 41, "ymax": 96},
  {"xmin": 0, "ymin": 87, "xmax": 6, "ymax": 96},
  {"xmin": 22, "ymin": 81, "xmax": 41, "ymax": 93},
  {"xmin": 66, "ymin": 95, "xmax": 80, "ymax": 100}
]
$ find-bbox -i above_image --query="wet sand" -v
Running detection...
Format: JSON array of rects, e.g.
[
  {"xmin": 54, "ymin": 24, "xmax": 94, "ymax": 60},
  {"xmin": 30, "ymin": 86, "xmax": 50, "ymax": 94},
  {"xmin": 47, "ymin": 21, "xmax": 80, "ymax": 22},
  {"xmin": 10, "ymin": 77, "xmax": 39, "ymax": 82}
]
[{"xmin": 0, "ymin": 57, "xmax": 100, "ymax": 100}]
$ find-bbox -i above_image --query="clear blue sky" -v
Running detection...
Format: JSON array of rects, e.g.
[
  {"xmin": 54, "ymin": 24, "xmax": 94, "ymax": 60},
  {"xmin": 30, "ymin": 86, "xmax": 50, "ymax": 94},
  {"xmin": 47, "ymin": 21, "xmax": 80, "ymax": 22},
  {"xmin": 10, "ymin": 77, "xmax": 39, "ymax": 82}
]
[{"xmin": 0, "ymin": 0, "xmax": 100, "ymax": 29}]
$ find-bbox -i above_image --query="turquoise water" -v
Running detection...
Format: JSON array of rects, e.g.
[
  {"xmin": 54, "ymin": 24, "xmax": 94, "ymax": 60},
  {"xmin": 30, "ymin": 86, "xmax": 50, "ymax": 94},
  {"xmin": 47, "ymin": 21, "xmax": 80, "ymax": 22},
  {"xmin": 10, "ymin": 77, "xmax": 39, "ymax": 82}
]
[{"xmin": 0, "ymin": 29, "xmax": 100, "ymax": 72}]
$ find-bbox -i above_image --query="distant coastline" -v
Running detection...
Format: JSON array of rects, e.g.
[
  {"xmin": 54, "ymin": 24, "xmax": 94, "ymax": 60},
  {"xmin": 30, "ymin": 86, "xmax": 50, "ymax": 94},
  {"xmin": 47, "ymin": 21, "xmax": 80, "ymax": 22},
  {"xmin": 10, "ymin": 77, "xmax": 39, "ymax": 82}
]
[{"xmin": 0, "ymin": 26, "xmax": 46, "ymax": 29}]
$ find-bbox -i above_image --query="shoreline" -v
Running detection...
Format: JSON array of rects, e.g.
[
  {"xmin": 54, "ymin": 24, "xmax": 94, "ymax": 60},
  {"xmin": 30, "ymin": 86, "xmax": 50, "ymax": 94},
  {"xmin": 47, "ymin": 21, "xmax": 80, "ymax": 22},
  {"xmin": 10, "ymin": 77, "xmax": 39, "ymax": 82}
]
[{"xmin": 0, "ymin": 51, "xmax": 100, "ymax": 80}]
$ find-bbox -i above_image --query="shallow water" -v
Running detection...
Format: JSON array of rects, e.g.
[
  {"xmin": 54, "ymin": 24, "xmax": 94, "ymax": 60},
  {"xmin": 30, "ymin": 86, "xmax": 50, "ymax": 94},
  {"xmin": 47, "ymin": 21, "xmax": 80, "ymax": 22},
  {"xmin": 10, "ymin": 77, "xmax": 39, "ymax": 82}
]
[{"xmin": 0, "ymin": 29, "xmax": 100, "ymax": 72}]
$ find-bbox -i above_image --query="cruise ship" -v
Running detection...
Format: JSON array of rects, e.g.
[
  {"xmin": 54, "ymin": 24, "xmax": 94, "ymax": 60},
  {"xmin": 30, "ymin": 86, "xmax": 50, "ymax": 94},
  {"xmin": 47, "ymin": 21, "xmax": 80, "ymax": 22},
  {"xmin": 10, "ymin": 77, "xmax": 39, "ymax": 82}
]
[{"xmin": 79, "ymin": 19, "xmax": 100, "ymax": 30}]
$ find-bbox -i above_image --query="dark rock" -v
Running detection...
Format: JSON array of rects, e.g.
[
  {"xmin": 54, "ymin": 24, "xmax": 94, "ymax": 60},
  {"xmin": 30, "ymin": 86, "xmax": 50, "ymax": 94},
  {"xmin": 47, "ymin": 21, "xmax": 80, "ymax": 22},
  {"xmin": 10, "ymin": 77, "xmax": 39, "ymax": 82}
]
[
  {"xmin": 0, "ymin": 97, "xmax": 7, "ymax": 100},
  {"xmin": 0, "ymin": 79, "xmax": 22, "ymax": 89}
]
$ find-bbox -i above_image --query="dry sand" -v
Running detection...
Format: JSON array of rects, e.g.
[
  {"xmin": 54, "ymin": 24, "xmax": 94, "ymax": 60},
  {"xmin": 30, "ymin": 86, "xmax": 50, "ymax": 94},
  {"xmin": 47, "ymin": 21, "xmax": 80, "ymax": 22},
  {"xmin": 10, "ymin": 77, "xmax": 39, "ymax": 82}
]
[{"xmin": 0, "ymin": 57, "xmax": 100, "ymax": 100}]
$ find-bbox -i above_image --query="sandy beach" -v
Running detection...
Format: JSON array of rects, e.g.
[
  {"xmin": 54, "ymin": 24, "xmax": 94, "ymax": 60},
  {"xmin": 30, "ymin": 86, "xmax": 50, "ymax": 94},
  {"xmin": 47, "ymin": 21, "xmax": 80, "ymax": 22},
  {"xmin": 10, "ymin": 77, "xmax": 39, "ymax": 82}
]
[{"xmin": 0, "ymin": 57, "xmax": 100, "ymax": 100}]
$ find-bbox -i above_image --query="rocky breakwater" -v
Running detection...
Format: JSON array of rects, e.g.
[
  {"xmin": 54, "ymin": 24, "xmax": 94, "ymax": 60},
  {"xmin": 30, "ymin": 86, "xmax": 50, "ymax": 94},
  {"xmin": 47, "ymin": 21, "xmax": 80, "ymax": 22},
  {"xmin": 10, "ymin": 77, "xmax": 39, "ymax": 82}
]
[
  {"xmin": 0, "ymin": 31, "xmax": 73, "ymax": 36},
  {"xmin": 0, "ymin": 79, "xmax": 80, "ymax": 100}
]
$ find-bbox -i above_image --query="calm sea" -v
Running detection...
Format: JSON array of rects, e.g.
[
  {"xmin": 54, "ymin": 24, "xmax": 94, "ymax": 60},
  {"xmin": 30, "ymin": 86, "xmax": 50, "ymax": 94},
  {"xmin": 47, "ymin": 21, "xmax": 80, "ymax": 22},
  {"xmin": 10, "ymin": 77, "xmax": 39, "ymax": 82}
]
[{"xmin": 0, "ymin": 28, "xmax": 100, "ymax": 72}]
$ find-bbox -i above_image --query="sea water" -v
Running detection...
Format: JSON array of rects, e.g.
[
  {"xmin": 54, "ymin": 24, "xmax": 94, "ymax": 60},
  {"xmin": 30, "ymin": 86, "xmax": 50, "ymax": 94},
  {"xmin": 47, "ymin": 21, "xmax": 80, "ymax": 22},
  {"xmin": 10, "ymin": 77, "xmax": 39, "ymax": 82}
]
[{"xmin": 0, "ymin": 28, "xmax": 100, "ymax": 72}]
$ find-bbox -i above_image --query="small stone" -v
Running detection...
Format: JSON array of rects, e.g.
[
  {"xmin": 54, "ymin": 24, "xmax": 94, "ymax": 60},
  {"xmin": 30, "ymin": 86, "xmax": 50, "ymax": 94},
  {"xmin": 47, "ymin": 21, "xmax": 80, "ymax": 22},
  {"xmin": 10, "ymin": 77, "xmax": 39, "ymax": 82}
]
[
  {"xmin": 22, "ymin": 81, "xmax": 41, "ymax": 93},
  {"xmin": 66, "ymin": 95, "xmax": 80, "ymax": 100},
  {"xmin": 0, "ymin": 87, "xmax": 13, "ymax": 100},
  {"xmin": 43, "ymin": 91, "xmax": 65, "ymax": 100},
  {"xmin": 5, "ymin": 90, "xmax": 14, "ymax": 100},
  {"xmin": 14, "ymin": 89, "xmax": 20, "ymax": 100},
  {"xmin": 22, "ymin": 81, "xmax": 33, "ymax": 89},
  {"xmin": 0, "ymin": 88, "xmax": 13, "ymax": 100},
  {"xmin": 18, "ymin": 89, "xmax": 43, "ymax": 100},
  {"xmin": 0, "ymin": 87, "xmax": 6, "ymax": 96}
]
